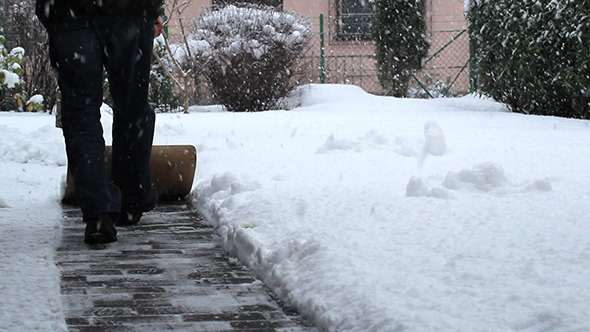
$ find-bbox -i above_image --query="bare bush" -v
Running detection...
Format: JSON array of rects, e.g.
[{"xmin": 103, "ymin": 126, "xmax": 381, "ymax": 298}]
[{"xmin": 152, "ymin": 0, "xmax": 215, "ymax": 113}]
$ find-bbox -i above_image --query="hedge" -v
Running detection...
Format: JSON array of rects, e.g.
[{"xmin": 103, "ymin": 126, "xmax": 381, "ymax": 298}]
[{"xmin": 468, "ymin": 0, "xmax": 590, "ymax": 118}]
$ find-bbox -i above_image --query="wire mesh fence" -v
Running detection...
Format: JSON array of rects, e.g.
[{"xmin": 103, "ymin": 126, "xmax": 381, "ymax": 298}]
[
  {"xmin": 297, "ymin": 15, "xmax": 381, "ymax": 93},
  {"xmin": 297, "ymin": 14, "xmax": 473, "ymax": 98},
  {"xmin": 413, "ymin": 28, "xmax": 472, "ymax": 97}
]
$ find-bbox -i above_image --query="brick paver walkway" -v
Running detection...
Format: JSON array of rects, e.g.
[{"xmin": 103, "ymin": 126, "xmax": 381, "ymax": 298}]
[{"xmin": 57, "ymin": 204, "xmax": 315, "ymax": 331}]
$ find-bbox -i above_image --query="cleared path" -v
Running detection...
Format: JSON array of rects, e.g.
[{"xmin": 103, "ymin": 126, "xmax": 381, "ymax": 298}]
[{"xmin": 57, "ymin": 204, "xmax": 314, "ymax": 331}]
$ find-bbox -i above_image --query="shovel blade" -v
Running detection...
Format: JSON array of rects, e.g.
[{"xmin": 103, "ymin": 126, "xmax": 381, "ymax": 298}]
[{"xmin": 63, "ymin": 145, "xmax": 197, "ymax": 203}]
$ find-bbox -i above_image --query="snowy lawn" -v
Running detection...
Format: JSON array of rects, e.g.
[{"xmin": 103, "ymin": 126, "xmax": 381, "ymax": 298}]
[
  {"xmin": 1, "ymin": 84, "xmax": 589, "ymax": 331},
  {"xmin": 0, "ymin": 114, "xmax": 66, "ymax": 331}
]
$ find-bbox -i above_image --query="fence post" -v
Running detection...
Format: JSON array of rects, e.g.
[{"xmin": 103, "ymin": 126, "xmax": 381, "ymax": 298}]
[
  {"xmin": 319, "ymin": 14, "xmax": 326, "ymax": 84},
  {"xmin": 469, "ymin": 26, "xmax": 478, "ymax": 92}
]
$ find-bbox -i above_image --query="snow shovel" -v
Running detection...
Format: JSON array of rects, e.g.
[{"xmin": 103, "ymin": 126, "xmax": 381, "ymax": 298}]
[{"xmin": 62, "ymin": 145, "xmax": 197, "ymax": 204}]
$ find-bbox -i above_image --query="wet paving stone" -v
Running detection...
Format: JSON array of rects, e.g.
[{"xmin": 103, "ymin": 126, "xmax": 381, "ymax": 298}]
[{"xmin": 57, "ymin": 203, "xmax": 315, "ymax": 331}]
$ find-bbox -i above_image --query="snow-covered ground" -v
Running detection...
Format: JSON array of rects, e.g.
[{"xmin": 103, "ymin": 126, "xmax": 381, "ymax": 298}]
[
  {"xmin": 0, "ymin": 114, "xmax": 66, "ymax": 331},
  {"xmin": 1, "ymin": 84, "xmax": 589, "ymax": 331}
]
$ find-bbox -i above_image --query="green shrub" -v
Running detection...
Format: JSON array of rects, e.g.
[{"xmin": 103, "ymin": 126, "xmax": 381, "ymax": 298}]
[
  {"xmin": 0, "ymin": 37, "xmax": 25, "ymax": 111},
  {"xmin": 468, "ymin": 0, "xmax": 590, "ymax": 118},
  {"xmin": 373, "ymin": 0, "xmax": 429, "ymax": 97}
]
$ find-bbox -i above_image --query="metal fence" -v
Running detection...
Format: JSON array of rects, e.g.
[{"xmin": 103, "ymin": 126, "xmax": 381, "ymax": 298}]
[
  {"xmin": 297, "ymin": 15, "xmax": 381, "ymax": 93},
  {"xmin": 297, "ymin": 14, "xmax": 473, "ymax": 97}
]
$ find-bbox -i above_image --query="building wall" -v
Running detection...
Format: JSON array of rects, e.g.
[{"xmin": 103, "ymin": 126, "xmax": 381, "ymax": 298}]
[
  {"xmin": 171, "ymin": 0, "xmax": 328, "ymax": 23},
  {"xmin": 428, "ymin": 0, "xmax": 467, "ymax": 31}
]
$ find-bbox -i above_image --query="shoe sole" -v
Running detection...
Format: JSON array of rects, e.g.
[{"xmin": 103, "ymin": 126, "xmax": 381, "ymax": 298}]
[
  {"xmin": 118, "ymin": 186, "xmax": 158, "ymax": 226},
  {"xmin": 84, "ymin": 232, "xmax": 117, "ymax": 244},
  {"xmin": 116, "ymin": 212, "xmax": 143, "ymax": 226}
]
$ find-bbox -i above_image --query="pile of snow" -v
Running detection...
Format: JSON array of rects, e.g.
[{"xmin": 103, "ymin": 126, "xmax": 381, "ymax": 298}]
[
  {"xmin": 0, "ymin": 111, "xmax": 67, "ymax": 165},
  {"xmin": 1, "ymin": 84, "xmax": 589, "ymax": 331},
  {"xmin": 423, "ymin": 121, "xmax": 447, "ymax": 156}
]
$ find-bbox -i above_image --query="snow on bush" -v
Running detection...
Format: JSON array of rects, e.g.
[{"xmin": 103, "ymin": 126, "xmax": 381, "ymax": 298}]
[
  {"xmin": 0, "ymin": 40, "xmax": 24, "ymax": 90},
  {"xmin": 26, "ymin": 94, "xmax": 44, "ymax": 112},
  {"xmin": 188, "ymin": 4, "xmax": 313, "ymax": 112},
  {"xmin": 0, "ymin": 40, "xmax": 28, "ymax": 112},
  {"xmin": 3, "ymin": 1, "xmax": 57, "ymax": 112},
  {"xmin": 468, "ymin": 0, "xmax": 589, "ymax": 118}
]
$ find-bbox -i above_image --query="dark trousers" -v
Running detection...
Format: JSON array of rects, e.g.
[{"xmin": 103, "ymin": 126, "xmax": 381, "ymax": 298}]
[{"xmin": 48, "ymin": 16, "xmax": 155, "ymax": 219}]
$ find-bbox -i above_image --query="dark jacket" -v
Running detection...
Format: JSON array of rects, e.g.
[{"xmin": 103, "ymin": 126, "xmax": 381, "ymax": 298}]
[{"xmin": 36, "ymin": 0, "xmax": 163, "ymax": 26}]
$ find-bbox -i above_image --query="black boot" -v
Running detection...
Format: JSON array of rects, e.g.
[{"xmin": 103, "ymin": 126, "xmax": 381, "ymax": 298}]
[
  {"xmin": 118, "ymin": 184, "xmax": 159, "ymax": 226},
  {"xmin": 84, "ymin": 213, "xmax": 118, "ymax": 244}
]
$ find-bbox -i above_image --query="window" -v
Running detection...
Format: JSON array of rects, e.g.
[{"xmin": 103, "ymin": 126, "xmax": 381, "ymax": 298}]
[
  {"xmin": 212, "ymin": 0, "xmax": 283, "ymax": 7},
  {"xmin": 337, "ymin": 0, "xmax": 376, "ymax": 40}
]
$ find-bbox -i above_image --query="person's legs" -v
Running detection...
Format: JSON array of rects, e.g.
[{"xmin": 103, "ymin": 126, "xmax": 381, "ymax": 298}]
[
  {"xmin": 49, "ymin": 20, "xmax": 121, "ymax": 221},
  {"xmin": 92, "ymin": 16, "xmax": 157, "ymax": 220}
]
